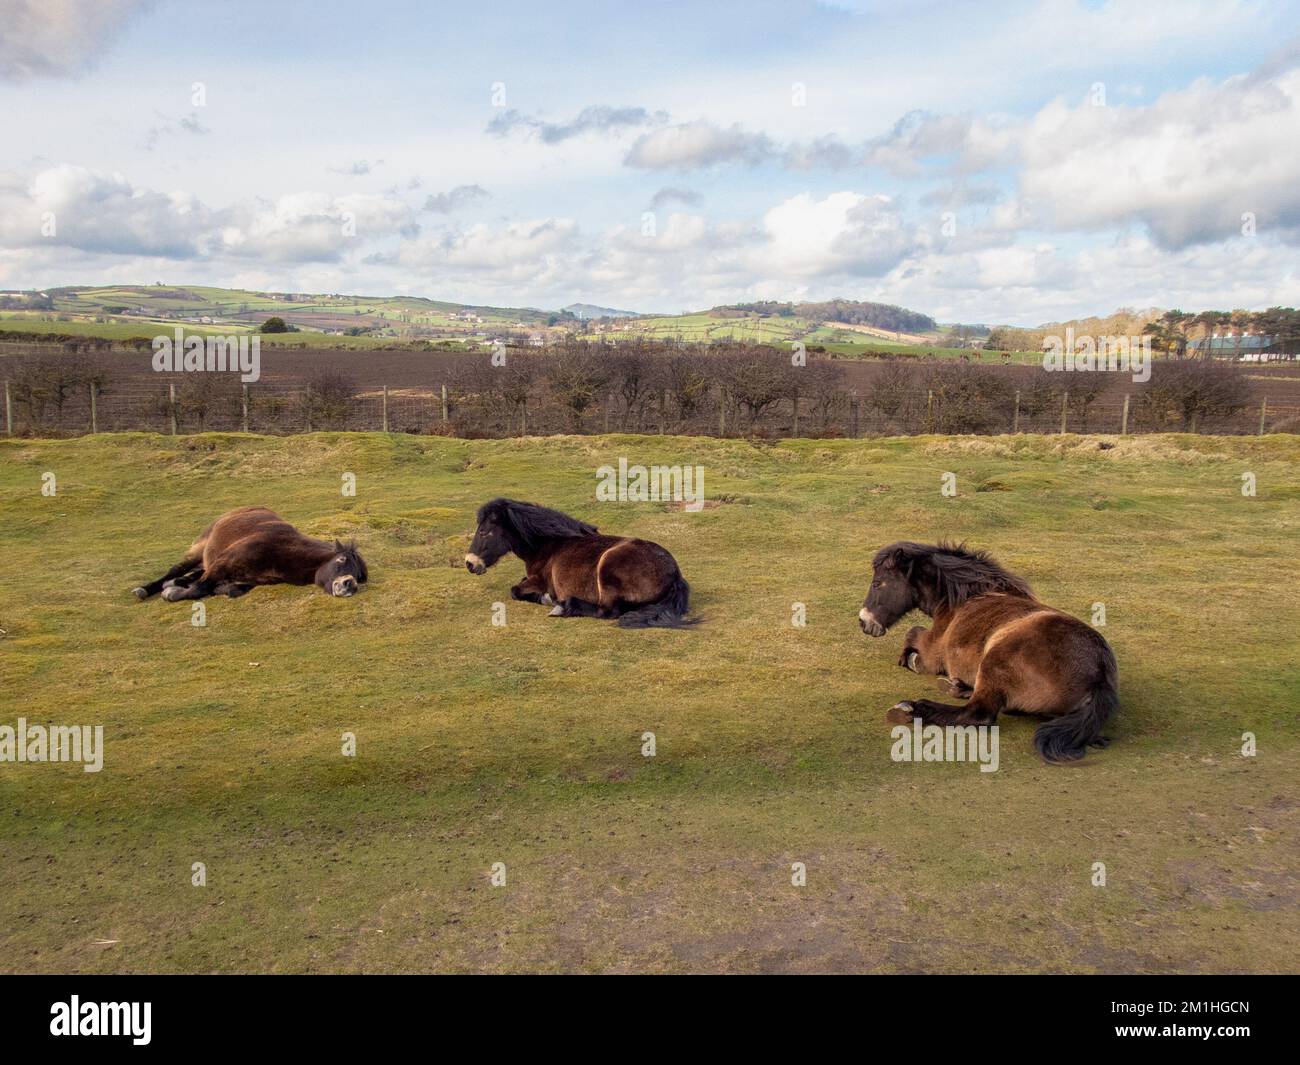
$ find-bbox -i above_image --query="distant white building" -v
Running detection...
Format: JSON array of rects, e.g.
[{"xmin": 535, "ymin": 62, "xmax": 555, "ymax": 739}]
[{"xmin": 528, "ymin": 333, "xmax": 545, "ymax": 347}]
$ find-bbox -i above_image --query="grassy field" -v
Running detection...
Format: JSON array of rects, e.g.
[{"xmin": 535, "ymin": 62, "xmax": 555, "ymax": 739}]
[
  {"xmin": 1, "ymin": 284, "xmax": 554, "ymax": 349},
  {"xmin": 604, "ymin": 313, "xmax": 978, "ymax": 357},
  {"xmin": 1, "ymin": 431, "xmax": 1297, "ymax": 973},
  {"xmin": 4, "ymin": 285, "xmax": 993, "ymax": 357}
]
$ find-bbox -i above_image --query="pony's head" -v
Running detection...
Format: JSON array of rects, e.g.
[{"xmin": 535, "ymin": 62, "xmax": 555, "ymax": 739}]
[
  {"xmin": 465, "ymin": 498, "xmax": 597, "ymax": 573},
  {"xmin": 859, "ymin": 541, "xmax": 1032, "ymax": 636},
  {"xmin": 316, "ymin": 540, "xmax": 368, "ymax": 597}
]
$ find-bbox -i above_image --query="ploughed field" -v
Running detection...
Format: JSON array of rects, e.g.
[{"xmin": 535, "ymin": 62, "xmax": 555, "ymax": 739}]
[{"xmin": 1, "ymin": 431, "xmax": 1297, "ymax": 973}]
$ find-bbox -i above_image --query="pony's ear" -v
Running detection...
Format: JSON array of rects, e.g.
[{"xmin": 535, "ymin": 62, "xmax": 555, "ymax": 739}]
[
  {"xmin": 334, "ymin": 539, "xmax": 344, "ymax": 552},
  {"xmin": 880, "ymin": 544, "xmax": 916, "ymax": 576}
]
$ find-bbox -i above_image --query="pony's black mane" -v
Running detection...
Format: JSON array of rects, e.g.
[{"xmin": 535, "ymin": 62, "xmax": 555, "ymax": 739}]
[
  {"xmin": 875, "ymin": 540, "xmax": 1033, "ymax": 610},
  {"xmin": 478, "ymin": 498, "xmax": 598, "ymax": 551}
]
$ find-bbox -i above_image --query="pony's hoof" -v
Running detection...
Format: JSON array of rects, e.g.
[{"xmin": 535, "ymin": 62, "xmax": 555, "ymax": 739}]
[
  {"xmin": 131, "ymin": 586, "xmax": 149, "ymax": 600},
  {"xmin": 548, "ymin": 604, "xmax": 565, "ymax": 617},
  {"xmin": 906, "ymin": 651, "xmax": 920, "ymax": 673},
  {"xmin": 886, "ymin": 701, "xmax": 915, "ymax": 724},
  {"xmin": 161, "ymin": 586, "xmax": 185, "ymax": 602}
]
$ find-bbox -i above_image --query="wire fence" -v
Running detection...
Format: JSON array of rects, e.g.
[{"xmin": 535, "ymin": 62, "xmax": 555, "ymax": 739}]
[{"xmin": 4, "ymin": 377, "xmax": 1296, "ymax": 439}]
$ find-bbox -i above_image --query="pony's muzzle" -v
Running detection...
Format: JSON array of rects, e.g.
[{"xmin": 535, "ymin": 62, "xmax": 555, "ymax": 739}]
[
  {"xmin": 332, "ymin": 576, "xmax": 358, "ymax": 597},
  {"xmin": 464, "ymin": 553, "xmax": 486, "ymax": 575},
  {"xmin": 859, "ymin": 607, "xmax": 885, "ymax": 637}
]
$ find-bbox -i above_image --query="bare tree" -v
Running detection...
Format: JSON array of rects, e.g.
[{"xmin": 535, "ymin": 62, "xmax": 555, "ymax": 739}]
[
  {"xmin": 298, "ymin": 372, "xmax": 354, "ymax": 430},
  {"xmin": 716, "ymin": 346, "xmax": 798, "ymax": 430},
  {"xmin": 544, "ymin": 342, "xmax": 610, "ymax": 431},
  {"xmin": 922, "ymin": 363, "xmax": 1015, "ymax": 434},
  {"xmin": 1138, "ymin": 361, "xmax": 1253, "ymax": 431},
  {"xmin": 7, "ymin": 352, "xmax": 106, "ymax": 431}
]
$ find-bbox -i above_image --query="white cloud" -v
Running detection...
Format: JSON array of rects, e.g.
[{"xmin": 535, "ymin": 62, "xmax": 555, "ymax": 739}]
[
  {"xmin": 624, "ymin": 122, "xmax": 775, "ymax": 169},
  {"xmin": 0, "ymin": 165, "xmax": 212, "ymax": 257},
  {"xmin": 756, "ymin": 191, "xmax": 917, "ymax": 278},
  {"xmin": 0, "ymin": 0, "xmax": 155, "ymax": 81},
  {"xmin": 0, "ymin": 165, "xmax": 416, "ymax": 263},
  {"xmin": 1015, "ymin": 67, "xmax": 1300, "ymax": 249}
]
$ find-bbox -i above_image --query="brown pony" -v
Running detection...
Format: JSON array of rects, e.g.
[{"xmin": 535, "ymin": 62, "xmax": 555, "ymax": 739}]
[
  {"xmin": 465, "ymin": 498, "xmax": 695, "ymax": 627},
  {"xmin": 132, "ymin": 506, "xmax": 368, "ymax": 602},
  {"xmin": 858, "ymin": 541, "xmax": 1117, "ymax": 763}
]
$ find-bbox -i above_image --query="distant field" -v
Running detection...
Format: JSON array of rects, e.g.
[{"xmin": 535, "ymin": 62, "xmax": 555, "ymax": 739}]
[
  {"xmin": 2, "ymin": 284, "xmax": 553, "ymax": 350},
  {"xmin": 0, "ymin": 316, "xmax": 449, "ymax": 350},
  {"xmin": 2, "ymin": 431, "xmax": 1297, "ymax": 973},
  {"xmin": 3, "ymin": 285, "xmax": 1009, "ymax": 358}
]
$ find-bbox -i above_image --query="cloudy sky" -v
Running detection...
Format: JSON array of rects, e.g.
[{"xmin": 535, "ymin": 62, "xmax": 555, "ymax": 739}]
[{"xmin": 1, "ymin": 0, "xmax": 1298, "ymax": 323}]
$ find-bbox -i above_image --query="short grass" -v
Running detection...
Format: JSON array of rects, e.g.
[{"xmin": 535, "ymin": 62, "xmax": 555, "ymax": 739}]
[{"xmin": 1, "ymin": 431, "xmax": 1297, "ymax": 973}]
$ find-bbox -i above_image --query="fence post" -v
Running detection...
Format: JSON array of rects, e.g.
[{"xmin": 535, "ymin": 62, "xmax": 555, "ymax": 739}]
[
  {"xmin": 1259, "ymin": 398, "xmax": 1268, "ymax": 435},
  {"xmin": 382, "ymin": 384, "xmax": 389, "ymax": 433},
  {"xmin": 242, "ymin": 385, "xmax": 249, "ymax": 433},
  {"xmin": 659, "ymin": 389, "xmax": 667, "ymax": 435},
  {"xmin": 791, "ymin": 389, "xmax": 800, "ymax": 437},
  {"xmin": 1121, "ymin": 394, "xmax": 1130, "ymax": 435},
  {"xmin": 89, "ymin": 382, "xmax": 98, "ymax": 434},
  {"xmin": 4, "ymin": 379, "xmax": 12, "ymax": 436},
  {"xmin": 850, "ymin": 390, "xmax": 860, "ymax": 438},
  {"xmin": 604, "ymin": 393, "xmax": 611, "ymax": 434},
  {"xmin": 1060, "ymin": 391, "xmax": 1068, "ymax": 434},
  {"xmin": 440, "ymin": 383, "xmax": 449, "ymax": 424},
  {"xmin": 1012, "ymin": 390, "xmax": 1020, "ymax": 433},
  {"xmin": 718, "ymin": 397, "xmax": 726, "ymax": 436},
  {"xmin": 169, "ymin": 383, "xmax": 178, "ymax": 435},
  {"xmin": 926, "ymin": 389, "xmax": 934, "ymax": 433}
]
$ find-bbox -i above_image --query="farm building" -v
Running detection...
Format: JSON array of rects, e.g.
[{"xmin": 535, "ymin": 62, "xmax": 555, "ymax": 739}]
[{"xmin": 1188, "ymin": 333, "xmax": 1297, "ymax": 361}]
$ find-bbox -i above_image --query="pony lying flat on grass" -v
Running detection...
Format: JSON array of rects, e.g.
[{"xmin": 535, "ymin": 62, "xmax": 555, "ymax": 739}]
[
  {"xmin": 465, "ymin": 498, "xmax": 696, "ymax": 628},
  {"xmin": 132, "ymin": 506, "xmax": 368, "ymax": 602},
  {"xmin": 858, "ymin": 541, "xmax": 1117, "ymax": 763}
]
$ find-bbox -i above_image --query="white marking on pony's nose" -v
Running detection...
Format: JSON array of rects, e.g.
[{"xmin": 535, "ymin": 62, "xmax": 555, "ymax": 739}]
[
  {"xmin": 859, "ymin": 607, "xmax": 872, "ymax": 623},
  {"xmin": 465, "ymin": 552, "xmax": 485, "ymax": 573},
  {"xmin": 332, "ymin": 576, "xmax": 356, "ymax": 597}
]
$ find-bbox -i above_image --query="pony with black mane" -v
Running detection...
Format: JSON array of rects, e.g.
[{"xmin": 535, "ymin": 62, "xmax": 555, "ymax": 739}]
[
  {"xmin": 465, "ymin": 498, "xmax": 695, "ymax": 628},
  {"xmin": 858, "ymin": 540, "xmax": 1117, "ymax": 763},
  {"xmin": 133, "ymin": 505, "xmax": 368, "ymax": 602}
]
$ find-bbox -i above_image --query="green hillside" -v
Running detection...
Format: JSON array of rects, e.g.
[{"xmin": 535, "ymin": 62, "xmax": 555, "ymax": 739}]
[
  {"xmin": 1, "ymin": 285, "xmax": 989, "ymax": 357},
  {"xmin": 0, "ymin": 285, "xmax": 558, "ymax": 349}
]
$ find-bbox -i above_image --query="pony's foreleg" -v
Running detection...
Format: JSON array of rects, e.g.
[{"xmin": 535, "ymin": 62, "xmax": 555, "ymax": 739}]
[
  {"xmin": 898, "ymin": 625, "xmax": 940, "ymax": 674},
  {"xmin": 133, "ymin": 557, "xmax": 202, "ymax": 600},
  {"xmin": 549, "ymin": 597, "xmax": 614, "ymax": 619},
  {"xmin": 161, "ymin": 577, "xmax": 218, "ymax": 602},
  {"xmin": 891, "ymin": 689, "xmax": 1001, "ymax": 727},
  {"xmin": 510, "ymin": 576, "xmax": 552, "ymax": 605}
]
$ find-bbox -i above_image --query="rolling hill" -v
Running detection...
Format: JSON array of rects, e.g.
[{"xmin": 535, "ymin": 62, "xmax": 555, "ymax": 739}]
[{"xmin": 1, "ymin": 285, "xmax": 981, "ymax": 356}]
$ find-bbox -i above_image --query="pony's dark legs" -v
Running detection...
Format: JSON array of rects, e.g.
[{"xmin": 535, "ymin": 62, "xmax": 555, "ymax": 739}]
[
  {"xmin": 511, "ymin": 578, "xmax": 551, "ymax": 605},
  {"xmin": 892, "ymin": 689, "xmax": 1001, "ymax": 727},
  {"xmin": 160, "ymin": 578, "xmax": 218, "ymax": 601},
  {"xmin": 134, "ymin": 558, "xmax": 201, "ymax": 599},
  {"xmin": 549, "ymin": 596, "xmax": 614, "ymax": 619}
]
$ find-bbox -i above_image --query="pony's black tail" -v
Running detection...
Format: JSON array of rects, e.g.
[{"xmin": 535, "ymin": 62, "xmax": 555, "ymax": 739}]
[
  {"xmin": 618, "ymin": 572, "xmax": 697, "ymax": 629},
  {"xmin": 1034, "ymin": 649, "xmax": 1118, "ymax": 763}
]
